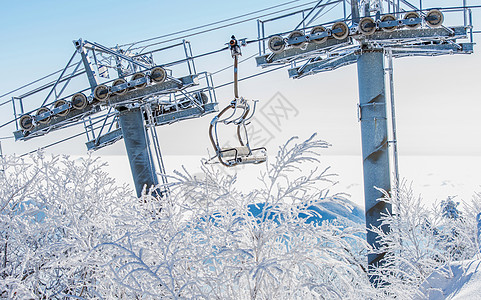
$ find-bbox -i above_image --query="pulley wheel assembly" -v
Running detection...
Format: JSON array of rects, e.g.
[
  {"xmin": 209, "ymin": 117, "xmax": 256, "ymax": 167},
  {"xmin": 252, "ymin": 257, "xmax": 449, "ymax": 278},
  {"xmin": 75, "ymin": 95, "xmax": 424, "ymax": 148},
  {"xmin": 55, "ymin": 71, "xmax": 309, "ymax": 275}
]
[
  {"xmin": 94, "ymin": 85, "xmax": 110, "ymax": 101},
  {"xmin": 268, "ymin": 35, "xmax": 285, "ymax": 53},
  {"xmin": 19, "ymin": 114, "xmax": 34, "ymax": 131},
  {"xmin": 381, "ymin": 14, "xmax": 397, "ymax": 32},
  {"xmin": 72, "ymin": 93, "xmax": 88, "ymax": 110},
  {"xmin": 331, "ymin": 22, "xmax": 349, "ymax": 40},
  {"xmin": 54, "ymin": 99, "xmax": 70, "ymax": 116},
  {"xmin": 310, "ymin": 26, "xmax": 328, "ymax": 44},
  {"xmin": 36, "ymin": 107, "xmax": 52, "ymax": 124},
  {"xmin": 131, "ymin": 73, "xmax": 147, "ymax": 89},
  {"xmin": 288, "ymin": 30, "xmax": 306, "ymax": 48},
  {"xmin": 112, "ymin": 78, "xmax": 127, "ymax": 95},
  {"xmin": 150, "ymin": 66, "xmax": 167, "ymax": 83}
]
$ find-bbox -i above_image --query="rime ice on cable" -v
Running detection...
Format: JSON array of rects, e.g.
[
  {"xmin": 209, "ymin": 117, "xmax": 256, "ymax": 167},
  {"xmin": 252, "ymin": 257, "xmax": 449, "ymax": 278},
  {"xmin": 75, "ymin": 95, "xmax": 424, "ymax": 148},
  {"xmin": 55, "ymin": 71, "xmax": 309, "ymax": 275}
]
[
  {"xmin": 255, "ymin": 0, "xmax": 475, "ymax": 285},
  {"xmin": 207, "ymin": 36, "xmax": 267, "ymax": 167}
]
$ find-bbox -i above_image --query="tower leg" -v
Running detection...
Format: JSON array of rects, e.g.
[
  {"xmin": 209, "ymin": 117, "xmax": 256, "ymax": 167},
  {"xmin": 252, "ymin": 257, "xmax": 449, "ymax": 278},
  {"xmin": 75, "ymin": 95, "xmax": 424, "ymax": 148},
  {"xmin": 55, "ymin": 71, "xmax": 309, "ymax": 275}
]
[
  {"xmin": 357, "ymin": 49, "xmax": 392, "ymax": 285},
  {"xmin": 117, "ymin": 106, "xmax": 158, "ymax": 198}
]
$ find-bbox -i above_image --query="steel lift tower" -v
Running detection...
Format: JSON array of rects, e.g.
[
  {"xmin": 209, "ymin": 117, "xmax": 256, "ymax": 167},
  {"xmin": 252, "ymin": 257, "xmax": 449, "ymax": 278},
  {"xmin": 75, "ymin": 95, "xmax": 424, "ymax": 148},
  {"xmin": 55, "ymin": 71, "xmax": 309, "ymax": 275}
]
[
  {"xmin": 10, "ymin": 39, "xmax": 218, "ymax": 197},
  {"xmin": 255, "ymin": 0, "xmax": 475, "ymax": 283}
]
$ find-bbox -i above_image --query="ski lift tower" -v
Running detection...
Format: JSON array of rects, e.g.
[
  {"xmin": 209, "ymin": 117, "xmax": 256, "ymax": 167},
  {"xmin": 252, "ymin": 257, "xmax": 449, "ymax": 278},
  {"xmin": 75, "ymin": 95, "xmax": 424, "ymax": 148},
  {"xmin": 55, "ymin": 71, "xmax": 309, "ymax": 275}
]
[
  {"xmin": 256, "ymin": 0, "xmax": 475, "ymax": 283},
  {"xmin": 10, "ymin": 39, "xmax": 218, "ymax": 197}
]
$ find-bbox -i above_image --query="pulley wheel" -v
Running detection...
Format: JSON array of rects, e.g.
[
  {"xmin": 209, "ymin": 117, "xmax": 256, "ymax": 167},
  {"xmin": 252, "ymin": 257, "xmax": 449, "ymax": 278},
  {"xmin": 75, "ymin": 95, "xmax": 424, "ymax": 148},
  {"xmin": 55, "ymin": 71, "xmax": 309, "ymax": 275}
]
[
  {"xmin": 36, "ymin": 107, "xmax": 52, "ymax": 124},
  {"xmin": 131, "ymin": 73, "xmax": 147, "ymax": 89},
  {"xmin": 54, "ymin": 99, "xmax": 69, "ymax": 116},
  {"xmin": 287, "ymin": 30, "xmax": 306, "ymax": 48},
  {"xmin": 71, "ymin": 93, "xmax": 88, "ymax": 110},
  {"xmin": 195, "ymin": 92, "xmax": 209, "ymax": 104},
  {"xmin": 19, "ymin": 114, "xmax": 34, "ymax": 131},
  {"xmin": 425, "ymin": 9, "xmax": 444, "ymax": 28},
  {"xmin": 381, "ymin": 14, "xmax": 397, "ymax": 32},
  {"xmin": 404, "ymin": 12, "xmax": 421, "ymax": 29},
  {"xmin": 112, "ymin": 78, "xmax": 127, "ymax": 95},
  {"xmin": 94, "ymin": 85, "xmax": 110, "ymax": 101},
  {"xmin": 310, "ymin": 26, "xmax": 328, "ymax": 44},
  {"xmin": 358, "ymin": 17, "xmax": 377, "ymax": 35},
  {"xmin": 150, "ymin": 66, "xmax": 167, "ymax": 83},
  {"xmin": 267, "ymin": 35, "xmax": 285, "ymax": 53},
  {"xmin": 331, "ymin": 22, "xmax": 349, "ymax": 40}
]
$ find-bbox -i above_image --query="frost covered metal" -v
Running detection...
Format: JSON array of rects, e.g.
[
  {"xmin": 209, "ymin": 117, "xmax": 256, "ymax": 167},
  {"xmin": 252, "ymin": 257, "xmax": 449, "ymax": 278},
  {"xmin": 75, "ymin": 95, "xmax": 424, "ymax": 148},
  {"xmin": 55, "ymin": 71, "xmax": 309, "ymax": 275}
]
[
  {"xmin": 9, "ymin": 39, "xmax": 219, "ymax": 197},
  {"xmin": 254, "ymin": 0, "xmax": 476, "ymax": 283}
]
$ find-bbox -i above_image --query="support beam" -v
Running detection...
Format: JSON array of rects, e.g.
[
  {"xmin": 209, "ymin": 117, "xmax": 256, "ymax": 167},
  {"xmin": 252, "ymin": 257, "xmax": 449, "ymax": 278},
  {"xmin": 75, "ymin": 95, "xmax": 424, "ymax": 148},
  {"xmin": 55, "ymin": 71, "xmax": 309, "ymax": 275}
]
[
  {"xmin": 117, "ymin": 106, "xmax": 158, "ymax": 197},
  {"xmin": 351, "ymin": 0, "xmax": 360, "ymax": 24},
  {"xmin": 74, "ymin": 39, "xmax": 98, "ymax": 91},
  {"xmin": 357, "ymin": 49, "xmax": 392, "ymax": 285}
]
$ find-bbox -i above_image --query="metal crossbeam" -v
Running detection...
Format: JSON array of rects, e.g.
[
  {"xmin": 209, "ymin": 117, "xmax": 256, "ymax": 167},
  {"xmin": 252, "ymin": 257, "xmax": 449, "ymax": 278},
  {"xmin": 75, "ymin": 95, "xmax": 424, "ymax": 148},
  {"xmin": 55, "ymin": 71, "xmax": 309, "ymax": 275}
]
[
  {"xmin": 288, "ymin": 52, "xmax": 358, "ymax": 78},
  {"xmin": 256, "ymin": 38, "xmax": 352, "ymax": 66},
  {"xmin": 366, "ymin": 26, "xmax": 465, "ymax": 42},
  {"xmin": 258, "ymin": 26, "xmax": 468, "ymax": 69},
  {"xmin": 108, "ymin": 75, "xmax": 198, "ymax": 106},
  {"xmin": 155, "ymin": 102, "xmax": 218, "ymax": 125},
  {"xmin": 13, "ymin": 75, "xmax": 198, "ymax": 141},
  {"xmin": 85, "ymin": 128, "xmax": 123, "ymax": 151},
  {"xmin": 288, "ymin": 41, "xmax": 473, "ymax": 78}
]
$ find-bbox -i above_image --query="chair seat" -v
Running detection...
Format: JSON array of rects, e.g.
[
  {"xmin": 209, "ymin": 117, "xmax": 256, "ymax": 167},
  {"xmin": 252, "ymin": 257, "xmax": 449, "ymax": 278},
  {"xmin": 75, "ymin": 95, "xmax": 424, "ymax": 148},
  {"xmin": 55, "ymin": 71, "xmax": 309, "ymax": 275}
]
[
  {"xmin": 220, "ymin": 146, "xmax": 250, "ymax": 158},
  {"xmin": 220, "ymin": 146, "xmax": 267, "ymax": 165},
  {"xmin": 240, "ymin": 154, "xmax": 267, "ymax": 164}
]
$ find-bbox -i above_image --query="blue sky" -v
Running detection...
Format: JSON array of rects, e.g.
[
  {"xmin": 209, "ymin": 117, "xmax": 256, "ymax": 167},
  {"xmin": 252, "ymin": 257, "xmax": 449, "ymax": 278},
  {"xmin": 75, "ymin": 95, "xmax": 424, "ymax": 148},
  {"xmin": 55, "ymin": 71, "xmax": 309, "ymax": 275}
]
[{"xmin": 0, "ymin": 0, "xmax": 480, "ymax": 158}]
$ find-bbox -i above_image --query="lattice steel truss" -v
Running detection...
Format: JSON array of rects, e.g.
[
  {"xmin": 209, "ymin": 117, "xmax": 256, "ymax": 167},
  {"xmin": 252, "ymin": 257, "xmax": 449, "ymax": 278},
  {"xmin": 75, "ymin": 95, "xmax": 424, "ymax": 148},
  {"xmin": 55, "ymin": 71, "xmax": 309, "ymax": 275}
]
[
  {"xmin": 256, "ymin": 0, "xmax": 474, "ymax": 74},
  {"xmin": 9, "ymin": 38, "xmax": 219, "ymax": 197},
  {"xmin": 13, "ymin": 39, "xmax": 217, "ymax": 145}
]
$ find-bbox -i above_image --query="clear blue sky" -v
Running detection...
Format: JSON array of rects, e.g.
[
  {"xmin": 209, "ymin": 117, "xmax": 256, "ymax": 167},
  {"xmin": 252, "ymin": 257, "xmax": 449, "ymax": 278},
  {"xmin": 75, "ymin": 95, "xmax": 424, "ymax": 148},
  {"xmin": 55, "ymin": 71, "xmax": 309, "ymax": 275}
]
[{"xmin": 0, "ymin": 0, "xmax": 480, "ymax": 158}]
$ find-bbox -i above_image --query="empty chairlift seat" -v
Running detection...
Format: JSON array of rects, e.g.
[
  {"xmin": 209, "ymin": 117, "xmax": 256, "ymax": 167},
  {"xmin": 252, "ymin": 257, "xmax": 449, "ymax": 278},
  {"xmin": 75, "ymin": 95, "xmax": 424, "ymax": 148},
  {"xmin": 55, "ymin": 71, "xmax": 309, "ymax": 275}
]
[{"xmin": 220, "ymin": 146, "xmax": 267, "ymax": 164}]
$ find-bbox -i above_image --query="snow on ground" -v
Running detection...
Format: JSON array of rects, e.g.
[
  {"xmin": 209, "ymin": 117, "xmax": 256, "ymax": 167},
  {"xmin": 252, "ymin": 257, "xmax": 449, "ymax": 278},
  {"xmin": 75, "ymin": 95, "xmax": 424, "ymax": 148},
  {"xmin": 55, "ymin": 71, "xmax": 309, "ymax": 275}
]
[
  {"xmin": 94, "ymin": 154, "xmax": 481, "ymax": 209},
  {"xmin": 417, "ymin": 258, "xmax": 481, "ymax": 299}
]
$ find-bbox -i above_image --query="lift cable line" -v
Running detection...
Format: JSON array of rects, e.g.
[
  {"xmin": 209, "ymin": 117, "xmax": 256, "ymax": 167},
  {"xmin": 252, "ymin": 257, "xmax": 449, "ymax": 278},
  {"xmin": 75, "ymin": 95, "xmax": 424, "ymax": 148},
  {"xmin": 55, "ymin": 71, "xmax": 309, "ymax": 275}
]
[
  {"xmin": 0, "ymin": 33, "xmax": 279, "ymax": 131},
  {"xmin": 0, "ymin": 44, "xmax": 278, "ymax": 140},
  {"xmin": 120, "ymin": 0, "xmax": 318, "ymax": 49},
  {"xmin": 0, "ymin": 0, "xmax": 316, "ymax": 105},
  {"xmin": 13, "ymin": 62, "xmax": 287, "ymax": 158},
  {"xmin": 2, "ymin": 1, "xmax": 478, "ymax": 105},
  {"xmin": 127, "ymin": 0, "xmax": 346, "ymax": 53},
  {"xmin": 0, "ymin": 43, "xmax": 228, "ymax": 108},
  {"xmin": 0, "ymin": 66, "xmax": 86, "ymax": 104},
  {"xmin": 19, "ymin": 129, "xmax": 91, "ymax": 158},
  {"xmin": 123, "ymin": 1, "xmax": 324, "ymax": 52},
  {"xmin": 125, "ymin": 5, "xmax": 320, "ymax": 52}
]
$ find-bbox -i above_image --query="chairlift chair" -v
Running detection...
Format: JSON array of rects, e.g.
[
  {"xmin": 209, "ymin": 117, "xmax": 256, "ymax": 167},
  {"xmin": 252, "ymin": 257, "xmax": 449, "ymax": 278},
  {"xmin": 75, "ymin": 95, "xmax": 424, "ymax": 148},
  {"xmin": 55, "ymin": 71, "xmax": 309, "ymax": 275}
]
[{"xmin": 207, "ymin": 36, "xmax": 267, "ymax": 167}]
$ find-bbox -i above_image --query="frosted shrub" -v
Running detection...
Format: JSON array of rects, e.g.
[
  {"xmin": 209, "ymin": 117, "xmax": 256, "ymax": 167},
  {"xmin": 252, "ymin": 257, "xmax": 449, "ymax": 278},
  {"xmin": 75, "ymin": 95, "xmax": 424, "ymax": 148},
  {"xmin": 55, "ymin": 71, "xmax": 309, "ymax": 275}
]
[
  {"xmin": 94, "ymin": 134, "xmax": 376, "ymax": 299},
  {"xmin": 369, "ymin": 182, "xmax": 442, "ymax": 298},
  {"xmin": 371, "ymin": 183, "xmax": 481, "ymax": 299},
  {"xmin": 462, "ymin": 192, "xmax": 481, "ymax": 258},
  {"xmin": 1, "ymin": 135, "xmax": 381, "ymax": 299},
  {"xmin": 433, "ymin": 196, "xmax": 477, "ymax": 261},
  {"xmin": 0, "ymin": 153, "xmax": 135, "ymax": 299}
]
